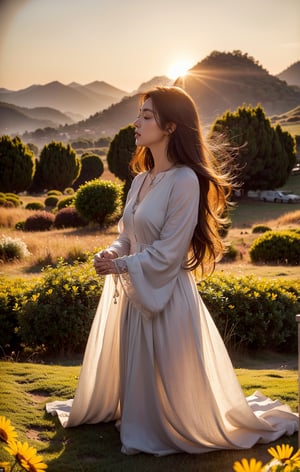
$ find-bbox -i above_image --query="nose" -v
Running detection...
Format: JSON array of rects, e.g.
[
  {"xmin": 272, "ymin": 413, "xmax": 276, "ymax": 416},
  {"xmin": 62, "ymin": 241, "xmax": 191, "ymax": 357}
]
[{"xmin": 134, "ymin": 116, "xmax": 140, "ymax": 128}]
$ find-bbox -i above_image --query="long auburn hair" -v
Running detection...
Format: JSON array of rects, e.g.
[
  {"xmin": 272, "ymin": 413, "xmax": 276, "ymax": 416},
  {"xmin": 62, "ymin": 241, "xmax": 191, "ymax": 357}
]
[{"xmin": 130, "ymin": 86, "xmax": 233, "ymax": 275}]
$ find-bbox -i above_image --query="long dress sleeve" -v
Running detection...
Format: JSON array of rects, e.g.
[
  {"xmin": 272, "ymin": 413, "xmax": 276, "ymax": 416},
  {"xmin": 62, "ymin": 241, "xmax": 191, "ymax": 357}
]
[{"xmin": 114, "ymin": 167, "xmax": 199, "ymax": 318}]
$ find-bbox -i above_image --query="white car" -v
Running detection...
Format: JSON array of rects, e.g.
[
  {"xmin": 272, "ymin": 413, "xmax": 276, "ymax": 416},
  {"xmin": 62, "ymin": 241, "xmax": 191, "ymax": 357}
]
[{"xmin": 259, "ymin": 190, "xmax": 300, "ymax": 203}]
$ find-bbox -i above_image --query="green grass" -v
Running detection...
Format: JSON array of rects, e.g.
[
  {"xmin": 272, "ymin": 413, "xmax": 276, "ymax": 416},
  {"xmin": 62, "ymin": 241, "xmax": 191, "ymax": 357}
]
[{"xmin": 0, "ymin": 360, "xmax": 298, "ymax": 471}]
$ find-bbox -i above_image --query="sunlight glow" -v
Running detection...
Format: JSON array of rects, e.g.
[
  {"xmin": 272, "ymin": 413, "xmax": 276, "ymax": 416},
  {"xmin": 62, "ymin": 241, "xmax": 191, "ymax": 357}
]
[{"xmin": 167, "ymin": 59, "xmax": 194, "ymax": 80}]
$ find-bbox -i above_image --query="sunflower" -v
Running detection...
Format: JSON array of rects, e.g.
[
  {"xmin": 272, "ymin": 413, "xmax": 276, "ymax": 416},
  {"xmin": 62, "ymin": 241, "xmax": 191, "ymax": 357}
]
[
  {"xmin": 0, "ymin": 416, "xmax": 18, "ymax": 444},
  {"xmin": 268, "ymin": 443, "xmax": 300, "ymax": 470},
  {"xmin": 5, "ymin": 440, "xmax": 47, "ymax": 472},
  {"xmin": 233, "ymin": 457, "xmax": 264, "ymax": 472}
]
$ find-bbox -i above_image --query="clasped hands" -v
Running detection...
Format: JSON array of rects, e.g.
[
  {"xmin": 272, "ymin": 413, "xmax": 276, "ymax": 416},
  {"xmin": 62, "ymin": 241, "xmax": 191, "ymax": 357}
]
[{"xmin": 94, "ymin": 249, "xmax": 118, "ymax": 276}]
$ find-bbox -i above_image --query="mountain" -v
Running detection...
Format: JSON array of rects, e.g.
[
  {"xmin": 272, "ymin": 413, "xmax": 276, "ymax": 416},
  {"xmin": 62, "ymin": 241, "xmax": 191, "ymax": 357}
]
[
  {"xmin": 277, "ymin": 61, "xmax": 300, "ymax": 87},
  {"xmin": 0, "ymin": 102, "xmax": 73, "ymax": 134},
  {"xmin": 174, "ymin": 51, "xmax": 300, "ymax": 124},
  {"xmin": 0, "ymin": 80, "xmax": 129, "ymax": 118},
  {"xmin": 18, "ymin": 51, "xmax": 300, "ymax": 145},
  {"xmin": 135, "ymin": 76, "xmax": 173, "ymax": 93}
]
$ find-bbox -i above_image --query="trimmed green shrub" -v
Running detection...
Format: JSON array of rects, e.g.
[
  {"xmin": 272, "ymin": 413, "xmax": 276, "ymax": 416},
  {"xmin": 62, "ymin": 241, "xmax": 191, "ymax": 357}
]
[
  {"xmin": 198, "ymin": 274, "xmax": 299, "ymax": 352},
  {"xmin": 44, "ymin": 195, "xmax": 59, "ymax": 207},
  {"xmin": 0, "ymin": 235, "xmax": 30, "ymax": 262},
  {"xmin": 252, "ymin": 224, "xmax": 272, "ymax": 234},
  {"xmin": 24, "ymin": 211, "xmax": 55, "ymax": 231},
  {"xmin": 220, "ymin": 243, "xmax": 238, "ymax": 262},
  {"xmin": 57, "ymin": 196, "xmax": 75, "ymax": 210},
  {"xmin": 0, "ymin": 197, "xmax": 7, "ymax": 207},
  {"xmin": 54, "ymin": 207, "xmax": 88, "ymax": 229},
  {"xmin": 5, "ymin": 195, "xmax": 21, "ymax": 207},
  {"xmin": 15, "ymin": 221, "xmax": 25, "ymax": 231},
  {"xmin": 17, "ymin": 261, "xmax": 103, "ymax": 355},
  {"xmin": 0, "ymin": 270, "xmax": 299, "ymax": 357},
  {"xmin": 47, "ymin": 190, "xmax": 62, "ymax": 196},
  {"xmin": 249, "ymin": 230, "xmax": 300, "ymax": 264},
  {"xmin": 64, "ymin": 187, "xmax": 75, "ymax": 195},
  {"xmin": 25, "ymin": 201, "xmax": 45, "ymax": 210},
  {"xmin": 75, "ymin": 179, "xmax": 122, "ymax": 225},
  {"xmin": 0, "ymin": 277, "xmax": 34, "ymax": 354}
]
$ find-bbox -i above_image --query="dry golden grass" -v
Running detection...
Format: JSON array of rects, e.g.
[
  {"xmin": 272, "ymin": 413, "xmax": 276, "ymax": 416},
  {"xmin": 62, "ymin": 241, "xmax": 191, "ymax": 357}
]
[{"xmin": 1, "ymin": 201, "xmax": 299, "ymax": 280}]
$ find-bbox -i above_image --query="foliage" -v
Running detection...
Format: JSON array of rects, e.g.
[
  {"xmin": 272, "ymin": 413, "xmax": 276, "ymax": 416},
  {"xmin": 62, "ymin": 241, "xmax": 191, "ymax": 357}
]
[
  {"xmin": 72, "ymin": 153, "xmax": 104, "ymax": 190},
  {"xmin": 56, "ymin": 195, "xmax": 75, "ymax": 210},
  {"xmin": 107, "ymin": 125, "xmax": 136, "ymax": 200},
  {"xmin": 47, "ymin": 189, "xmax": 62, "ymax": 196},
  {"xmin": 198, "ymin": 274, "xmax": 299, "ymax": 351},
  {"xmin": 221, "ymin": 243, "xmax": 238, "ymax": 262},
  {"xmin": 38, "ymin": 141, "xmax": 81, "ymax": 191},
  {"xmin": 75, "ymin": 179, "xmax": 122, "ymax": 225},
  {"xmin": 252, "ymin": 224, "xmax": 272, "ymax": 233},
  {"xmin": 54, "ymin": 207, "xmax": 88, "ymax": 229},
  {"xmin": 63, "ymin": 187, "xmax": 75, "ymax": 195},
  {"xmin": 24, "ymin": 211, "xmax": 55, "ymax": 231},
  {"xmin": 5, "ymin": 194, "xmax": 21, "ymax": 207},
  {"xmin": 44, "ymin": 195, "xmax": 59, "ymax": 207},
  {"xmin": 0, "ymin": 235, "xmax": 30, "ymax": 262},
  {"xmin": 211, "ymin": 105, "xmax": 296, "ymax": 193},
  {"xmin": 25, "ymin": 201, "xmax": 45, "ymax": 210},
  {"xmin": 0, "ymin": 277, "xmax": 33, "ymax": 353},
  {"xmin": 16, "ymin": 261, "xmax": 103, "ymax": 354},
  {"xmin": 249, "ymin": 230, "xmax": 300, "ymax": 264},
  {"xmin": 0, "ymin": 136, "xmax": 35, "ymax": 193}
]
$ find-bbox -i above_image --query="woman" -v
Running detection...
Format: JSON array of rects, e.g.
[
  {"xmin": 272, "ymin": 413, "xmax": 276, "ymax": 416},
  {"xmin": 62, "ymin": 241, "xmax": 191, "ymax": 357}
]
[{"xmin": 47, "ymin": 86, "xmax": 297, "ymax": 455}]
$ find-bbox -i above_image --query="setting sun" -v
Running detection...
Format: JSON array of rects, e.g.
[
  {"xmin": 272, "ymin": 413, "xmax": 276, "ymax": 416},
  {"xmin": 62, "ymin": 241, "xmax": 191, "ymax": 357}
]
[{"xmin": 167, "ymin": 59, "xmax": 194, "ymax": 80}]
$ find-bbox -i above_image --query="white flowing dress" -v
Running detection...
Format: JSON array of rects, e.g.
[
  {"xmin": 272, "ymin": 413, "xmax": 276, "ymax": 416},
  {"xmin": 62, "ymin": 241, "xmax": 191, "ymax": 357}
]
[{"xmin": 46, "ymin": 166, "xmax": 298, "ymax": 456}]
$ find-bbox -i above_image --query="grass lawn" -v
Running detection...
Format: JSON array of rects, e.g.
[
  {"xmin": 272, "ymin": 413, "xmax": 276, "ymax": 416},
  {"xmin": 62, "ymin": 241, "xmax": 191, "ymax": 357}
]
[{"xmin": 0, "ymin": 359, "xmax": 298, "ymax": 472}]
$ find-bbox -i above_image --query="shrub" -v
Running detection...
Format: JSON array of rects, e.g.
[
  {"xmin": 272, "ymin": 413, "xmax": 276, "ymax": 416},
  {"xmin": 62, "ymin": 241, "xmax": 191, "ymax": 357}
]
[
  {"xmin": 5, "ymin": 195, "xmax": 21, "ymax": 207},
  {"xmin": 220, "ymin": 243, "xmax": 238, "ymax": 262},
  {"xmin": 44, "ymin": 195, "xmax": 59, "ymax": 207},
  {"xmin": 252, "ymin": 224, "xmax": 272, "ymax": 233},
  {"xmin": 57, "ymin": 195, "xmax": 75, "ymax": 210},
  {"xmin": 0, "ymin": 235, "xmax": 31, "ymax": 262},
  {"xmin": 47, "ymin": 190, "xmax": 62, "ymax": 196},
  {"xmin": 15, "ymin": 221, "xmax": 25, "ymax": 231},
  {"xmin": 198, "ymin": 274, "xmax": 299, "ymax": 352},
  {"xmin": 17, "ymin": 261, "xmax": 103, "ymax": 355},
  {"xmin": 249, "ymin": 230, "xmax": 300, "ymax": 264},
  {"xmin": 25, "ymin": 201, "xmax": 45, "ymax": 210},
  {"xmin": 24, "ymin": 211, "xmax": 55, "ymax": 231},
  {"xmin": 0, "ymin": 277, "xmax": 34, "ymax": 355},
  {"xmin": 54, "ymin": 207, "xmax": 88, "ymax": 229},
  {"xmin": 0, "ymin": 197, "xmax": 7, "ymax": 207},
  {"xmin": 64, "ymin": 187, "xmax": 75, "ymax": 195},
  {"xmin": 75, "ymin": 179, "xmax": 122, "ymax": 225}
]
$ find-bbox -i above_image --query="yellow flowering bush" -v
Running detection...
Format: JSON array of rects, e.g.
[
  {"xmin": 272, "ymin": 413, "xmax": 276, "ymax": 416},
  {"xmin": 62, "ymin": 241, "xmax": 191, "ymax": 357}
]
[
  {"xmin": 0, "ymin": 416, "xmax": 47, "ymax": 472},
  {"xmin": 233, "ymin": 444, "xmax": 300, "ymax": 471}
]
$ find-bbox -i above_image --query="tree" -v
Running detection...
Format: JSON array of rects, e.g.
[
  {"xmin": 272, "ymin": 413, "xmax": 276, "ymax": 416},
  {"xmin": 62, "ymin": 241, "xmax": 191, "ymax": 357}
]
[
  {"xmin": 107, "ymin": 125, "xmax": 136, "ymax": 199},
  {"xmin": 0, "ymin": 135, "xmax": 35, "ymax": 193},
  {"xmin": 210, "ymin": 105, "xmax": 296, "ymax": 194},
  {"xmin": 73, "ymin": 153, "xmax": 104, "ymax": 190},
  {"xmin": 39, "ymin": 141, "xmax": 81, "ymax": 191}
]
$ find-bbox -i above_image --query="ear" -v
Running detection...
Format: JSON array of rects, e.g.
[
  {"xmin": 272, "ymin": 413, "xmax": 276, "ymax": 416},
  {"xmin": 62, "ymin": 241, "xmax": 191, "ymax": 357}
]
[{"xmin": 165, "ymin": 122, "xmax": 176, "ymax": 135}]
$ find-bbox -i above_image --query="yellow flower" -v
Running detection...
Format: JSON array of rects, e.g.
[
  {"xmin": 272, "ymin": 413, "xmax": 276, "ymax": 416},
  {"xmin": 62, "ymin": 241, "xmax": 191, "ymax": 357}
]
[
  {"xmin": 267, "ymin": 444, "xmax": 300, "ymax": 469},
  {"xmin": 0, "ymin": 416, "xmax": 18, "ymax": 444},
  {"xmin": 5, "ymin": 440, "xmax": 47, "ymax": 472},
  {"xmin": 233, "ymin": 457, "xmax": 264, "ymax": 472}
]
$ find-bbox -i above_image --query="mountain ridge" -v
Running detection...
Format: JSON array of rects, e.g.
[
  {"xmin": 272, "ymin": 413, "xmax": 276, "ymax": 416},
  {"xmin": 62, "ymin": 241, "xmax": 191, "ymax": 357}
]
[{"xmin": 2, "ymin": 51, "xmax": 299, "ymax": 144}]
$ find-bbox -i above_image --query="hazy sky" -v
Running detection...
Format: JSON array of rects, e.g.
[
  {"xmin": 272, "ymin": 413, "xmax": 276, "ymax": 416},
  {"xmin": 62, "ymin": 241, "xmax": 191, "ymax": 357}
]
[{"xmin": 0, "ymin": 0, "xmax": 299, "ymax": 92}]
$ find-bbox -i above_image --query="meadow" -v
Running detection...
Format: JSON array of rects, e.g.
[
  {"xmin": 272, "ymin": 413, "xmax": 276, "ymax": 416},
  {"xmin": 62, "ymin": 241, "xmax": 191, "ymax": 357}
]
[{"xmin": 0, "ymin": 173, "xmax": 300, "ymax": 471}]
